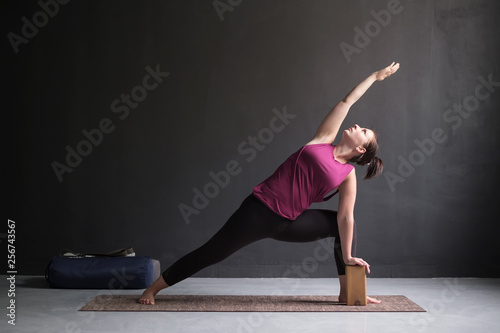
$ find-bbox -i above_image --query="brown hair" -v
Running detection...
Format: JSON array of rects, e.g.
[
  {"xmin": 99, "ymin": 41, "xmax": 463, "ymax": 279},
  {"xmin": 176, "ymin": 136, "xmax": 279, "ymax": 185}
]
[{"xmin": 349, "ymin": 133, "xmax": 384, "ymax": 180}]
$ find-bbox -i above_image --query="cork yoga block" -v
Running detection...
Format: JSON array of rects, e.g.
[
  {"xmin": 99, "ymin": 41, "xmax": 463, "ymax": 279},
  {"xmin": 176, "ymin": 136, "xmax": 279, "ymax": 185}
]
[{"xmin": 346, "ymin": 265, "xmax": 367, "ymax": 306}]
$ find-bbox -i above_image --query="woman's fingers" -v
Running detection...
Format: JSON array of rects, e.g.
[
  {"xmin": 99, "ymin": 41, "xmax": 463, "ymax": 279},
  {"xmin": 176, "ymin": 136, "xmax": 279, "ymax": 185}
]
[
  {"xmin": 361, "ymin": 260, "xmax": 371, "ymax": 274},
  {"xmin": 353, "ymin": 257, "xmax": 371, "ymax": 274},
  {"xmin": 386, "ymin": 62, "xmax": 400, "ymax": 74},
  {"xmin": 374, "ymin": 62, "xmax": 399, "ymax": 81},
  {"xmin": 363, "ymin": 260, "xmax": 371, "ymax": 274}
]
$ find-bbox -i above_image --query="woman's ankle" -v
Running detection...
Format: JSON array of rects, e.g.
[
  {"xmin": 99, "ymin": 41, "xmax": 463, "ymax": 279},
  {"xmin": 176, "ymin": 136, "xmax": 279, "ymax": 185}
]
[{"xmin": 151, "ymin": 276, "xmax": 169, "ymax": 292}]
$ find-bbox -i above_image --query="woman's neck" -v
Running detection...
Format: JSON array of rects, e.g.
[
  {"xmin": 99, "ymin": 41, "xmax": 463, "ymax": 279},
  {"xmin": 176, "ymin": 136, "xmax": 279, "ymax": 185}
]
[{"xmin": 334, "ymin": 143, "xmax": 356, "ymax": 164}]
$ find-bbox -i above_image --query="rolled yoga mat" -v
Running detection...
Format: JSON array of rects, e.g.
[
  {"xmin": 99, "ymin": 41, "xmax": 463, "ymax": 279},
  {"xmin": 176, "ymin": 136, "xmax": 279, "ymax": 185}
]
[{"xmin": 79, "ymin": 295, "xmax": 425, "ymax": 312}]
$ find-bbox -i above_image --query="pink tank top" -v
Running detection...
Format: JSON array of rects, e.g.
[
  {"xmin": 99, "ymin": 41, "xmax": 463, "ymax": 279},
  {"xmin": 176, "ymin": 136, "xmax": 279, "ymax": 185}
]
[{"xmin": 253, "ymin": 144, "xmax": 354, "ymax": 220}]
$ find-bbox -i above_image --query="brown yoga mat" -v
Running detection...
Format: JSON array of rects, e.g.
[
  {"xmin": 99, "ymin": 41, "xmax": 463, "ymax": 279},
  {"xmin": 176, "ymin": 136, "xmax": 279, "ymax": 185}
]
[{"xmin": 79, "ymin": 295, "xmax": 425, "ymax": 312}]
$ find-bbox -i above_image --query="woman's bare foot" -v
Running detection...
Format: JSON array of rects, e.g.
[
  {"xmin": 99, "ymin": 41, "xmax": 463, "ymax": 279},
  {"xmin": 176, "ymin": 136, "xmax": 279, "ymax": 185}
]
[
  {"xmin": 338, "ymin": 295, "xmax": 381, "ymax": 304},
  {"xmin": 138, "ymin": 276, "xmax": 169, "ymax": 305},
  {"xmin": 138, "ymin": 288, "xmax": 157, "ymax": 305},
  {"xmin": 367, "ymin": 296, "xmax": 381, "ymax": 304}
]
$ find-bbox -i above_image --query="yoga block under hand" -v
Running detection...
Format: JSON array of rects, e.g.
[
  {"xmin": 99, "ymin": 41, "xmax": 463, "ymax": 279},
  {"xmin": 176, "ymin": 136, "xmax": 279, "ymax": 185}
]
[{"xmin": 346, "ymin": 265, "xmax": 367, "ymax": 306}]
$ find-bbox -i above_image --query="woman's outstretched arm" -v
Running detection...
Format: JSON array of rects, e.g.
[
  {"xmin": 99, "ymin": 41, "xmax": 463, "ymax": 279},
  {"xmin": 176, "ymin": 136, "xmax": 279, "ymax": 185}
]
[{"xmin": 308, "ymin": 62, "xmax": 400, "ymax": 145}]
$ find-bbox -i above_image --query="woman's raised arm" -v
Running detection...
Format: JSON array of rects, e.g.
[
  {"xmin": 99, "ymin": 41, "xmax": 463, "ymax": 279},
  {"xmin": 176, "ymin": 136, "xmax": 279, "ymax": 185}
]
[{"xmin": 308, "ymin": 62, "xmax": 400, "ymax": 145}]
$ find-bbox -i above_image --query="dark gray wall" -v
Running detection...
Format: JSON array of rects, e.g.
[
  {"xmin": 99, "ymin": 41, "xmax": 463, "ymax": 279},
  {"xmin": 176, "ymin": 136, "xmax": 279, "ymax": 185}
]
[{"xmin": 4, "ymin": 0, "xmax": 500, "ymax": 278}]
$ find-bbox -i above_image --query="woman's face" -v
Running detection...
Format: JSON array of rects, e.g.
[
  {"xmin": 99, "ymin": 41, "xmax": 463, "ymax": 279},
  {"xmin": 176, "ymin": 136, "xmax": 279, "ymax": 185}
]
[{"xmin": 343, "ymin": 124, "xmax": 375, "ymax": 151}]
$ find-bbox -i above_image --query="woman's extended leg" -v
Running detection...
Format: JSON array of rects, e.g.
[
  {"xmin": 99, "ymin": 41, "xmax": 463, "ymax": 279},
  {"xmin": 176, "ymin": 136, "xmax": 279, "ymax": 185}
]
[{"xmin": 138, "ymin": 194, "xmax": 289, "ymax": 304}]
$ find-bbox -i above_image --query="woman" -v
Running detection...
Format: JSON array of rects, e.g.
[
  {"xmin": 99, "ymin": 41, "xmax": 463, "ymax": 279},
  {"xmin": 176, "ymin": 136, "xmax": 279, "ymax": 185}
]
[{"xmin": 139, "ymin": 62, "xmax": 400, "ymax": 305}]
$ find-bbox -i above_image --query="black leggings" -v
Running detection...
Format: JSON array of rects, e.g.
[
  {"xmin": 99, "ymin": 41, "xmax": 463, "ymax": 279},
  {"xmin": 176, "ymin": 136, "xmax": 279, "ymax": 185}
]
[{"xmin": 162, "ymin": 194, "xmax": 356, "ymax": 286}]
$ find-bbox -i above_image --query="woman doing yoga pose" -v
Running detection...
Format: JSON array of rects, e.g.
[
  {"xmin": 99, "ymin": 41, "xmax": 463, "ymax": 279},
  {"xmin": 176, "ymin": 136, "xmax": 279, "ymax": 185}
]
[{"xmin": 139, "ymin": 62, "xmax": 400, "ymax": 305}]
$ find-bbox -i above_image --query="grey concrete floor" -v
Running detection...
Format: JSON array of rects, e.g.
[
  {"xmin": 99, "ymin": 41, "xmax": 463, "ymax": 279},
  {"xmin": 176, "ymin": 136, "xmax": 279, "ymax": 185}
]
[{"xmin": 1, "ymin": 276, "xmax": 499, "ymax": 333}]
